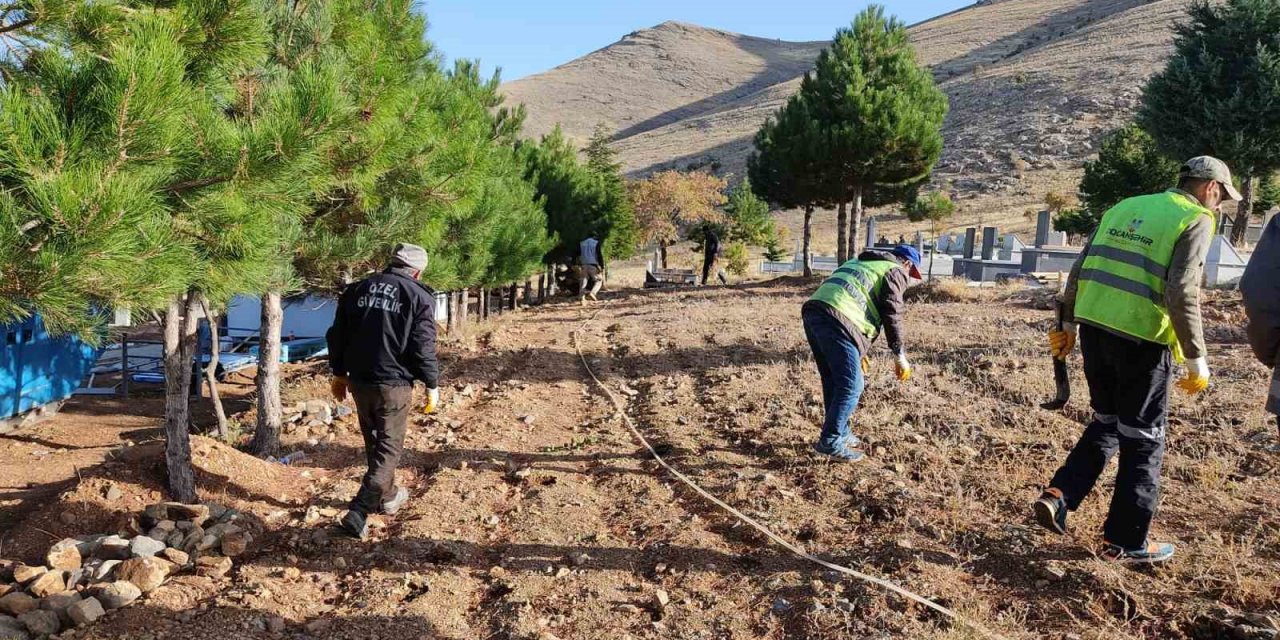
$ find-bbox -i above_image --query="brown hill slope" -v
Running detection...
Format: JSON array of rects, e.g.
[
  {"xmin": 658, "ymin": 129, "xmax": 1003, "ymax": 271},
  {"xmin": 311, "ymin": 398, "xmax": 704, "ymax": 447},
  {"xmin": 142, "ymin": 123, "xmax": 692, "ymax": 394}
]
[{"xmin": 502, "ymin": 0, "xmax": 1185, "ymax": 195}]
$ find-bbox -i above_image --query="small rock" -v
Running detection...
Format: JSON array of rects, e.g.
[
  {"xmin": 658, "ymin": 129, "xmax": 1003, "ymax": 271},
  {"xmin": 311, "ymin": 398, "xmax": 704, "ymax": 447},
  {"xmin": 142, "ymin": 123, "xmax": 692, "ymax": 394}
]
[
  {"xmin": 9, "ymin": 568, "xmax": 43, "ymax": 586},
  {"xmin": 103, "ymin": 485, "xmax": 123, "ymax": 502},
  {"xmin": 93, "ymin": 560, "xmax": 122, "ymax": 581},
  {"xmin": 553, "ymin": 567, "xmax": 570, "ymax": 579},
  {"xmin": 27, "ymin": 571, "xmax": 65, "ymax": 598},
  {"xmin": 46, "ymin": 540, "xmax": 81, "ymax": 572},
  {"xmin": 95, "ymin": 581, "xmax": 141, "ymax": 610},
  {"xmin": 165, "ymin": 529, "xmax": 186, "ymax": 549},
  {"xmin": 116, "ymin": 557, "xmax": 170, "ymax": 593},
  {"xmin": 0, "ymin": 614, "xmax": 28, "ymax": 640},
  {"xmin": 194, "ymin": 556, "xmax": 232, "ymax": 580},
  {"xmin": 128, "ymin": 536, "xmax": 165, "ymax": 559},
  {"xmin": 487, "ymin": 566, "xmax": 505, "ymax": 579},
  {"xmin": 66, "ymin": 597, "xmax": 104, "ymax": 626},
  {"xmin": 654, "ymin": 589, "xmax": 670, "ymax": 609},
  {"xmin": 615, "ymin": 604, "xmax": 641, "ymax": 613},
  {"xmin": 94, "ymin": 536, "xmax": 130, "ymax": 561},
  {"xmin": 520, "ymin": 415, "xmax": 536, "ymax": 425},
  {"xmin": 17, "ymin": 610, "xmax": 58, "ymax": 636},
  {"xmin": 179, "ymin": 529, "xmax": 205, "ymax": 554},
  {"xmin": 0, "ymin": 593, "xmax": 37, "ymax": 616},
  {"xmin": 222, "ymin": 531, "xmax": 252, "ymax": 557},
  {"xmin": 58, "ymin": 512, "xmax": 76, "ymax": 525},
  {"xmin": 835, "ymin": 598, "xmax": 856, "ymax": 613},
  {"xmin": 63, "ymin": 568, "xmax": 86, "ymax": 591},
  {"xmin": 161, "ymin": 549, "xmax": 189, "ymax": 566},
  {"xmin": 163, "ymin": 501, "xmax": 208, "ymax": 522},
  {"xmin": 771, "ymin": 597, "xmax": 792, "ymax": 614},
  {"xmin": 141, "ymin": 504, "xmax": 168, "ymax": 528},
  {"xmin": 266, "ymin": 616, "xmax": 286, "ymax": 633},
  {"xmin": 39, "ymin": 591, "xmax": 81, "ymax": 626}
]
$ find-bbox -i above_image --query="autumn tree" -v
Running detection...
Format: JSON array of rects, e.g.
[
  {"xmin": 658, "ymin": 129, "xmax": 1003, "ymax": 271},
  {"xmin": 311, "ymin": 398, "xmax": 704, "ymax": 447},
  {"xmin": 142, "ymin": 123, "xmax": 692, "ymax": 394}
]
[{"xmin": 629, "ymin": 170, "xmax": 728, "ymax": 268}]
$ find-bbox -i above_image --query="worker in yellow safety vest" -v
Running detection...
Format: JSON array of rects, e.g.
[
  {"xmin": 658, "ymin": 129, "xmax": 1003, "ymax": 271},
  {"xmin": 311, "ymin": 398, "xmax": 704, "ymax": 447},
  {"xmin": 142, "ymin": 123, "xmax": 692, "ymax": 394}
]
[
  {"xmin": 1035, "ymin": 156, "xmax": 1239, "ymax": 564},
  {"xmin": 801, "ymin": 245, "xmax": 921, "ymax": 462}
]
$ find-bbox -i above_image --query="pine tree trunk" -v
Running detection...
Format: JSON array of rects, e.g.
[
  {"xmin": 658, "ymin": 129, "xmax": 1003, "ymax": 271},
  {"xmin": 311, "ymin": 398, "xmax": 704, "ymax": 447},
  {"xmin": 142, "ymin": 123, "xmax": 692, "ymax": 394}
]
[
  {"xmin": 460, "ymin": 288, "xmax": 469, "ymax": 325},
  {"xmin": 523, "ymin": 279, "xmax": 532, "ymax": 305},
  {"xmin": 802, "ymin": 205, "xmax": 814, "ymax": 278},
  {"xmin": 836, "ymin": 199, "xmax": 848, "ymax": 264},
  {"xmin": 162, "ymin": 294, "xmax": 197, "ymax": 502},
  {"xmin": 251, "ymin": 292, "xmax": 283, "ymax": 457},
  {"xmin": 538, "ymin": 272, "xmax": 546, "ymax": 302},
  {"xmin": 659, "ymin": 243, "xmax": 669, "ymax": 269},
  {"xmin": 198, "ymin": 297, "xmax": 228, "ymax": 439},
  {"xmin": 479, "ymin": 287, "xmax": 488, "ymax": 320},
  {"xmin": 1232, "ymin": 175, "xmax": 1254, "ymax": 247},
  {"xmin": 850, "ymin": 187, "xmax": 864, "ymax": 256}
]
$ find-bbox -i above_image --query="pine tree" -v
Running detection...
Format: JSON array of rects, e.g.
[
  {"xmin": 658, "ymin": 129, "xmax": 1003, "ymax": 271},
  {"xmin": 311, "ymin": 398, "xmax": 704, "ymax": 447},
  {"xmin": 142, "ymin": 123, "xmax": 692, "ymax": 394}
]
[
  {"xmin": 628, "ymin": 170, "xmax": 728, "ymax": 268},
  {"xmin": 1078, "ymin": 124, "xmax": 1180, "ymax": 226},
  {"xmin": 749, "ymin": 94, "xmax": 828, "ymax": 276},
  {"xmin": 801, "ymin": 5, "xmax": 947, "ymax": 259},
  {"xmin": 1140, "ymin": 0, "xmax": 1280, "ymax": 245},
  {"xmin": 903, "ymin": 190, "xmax": 956, "ymax": 278},
  {"xmin": 724, "ymin": 178, "xmax": 780, "ymax": 247}
]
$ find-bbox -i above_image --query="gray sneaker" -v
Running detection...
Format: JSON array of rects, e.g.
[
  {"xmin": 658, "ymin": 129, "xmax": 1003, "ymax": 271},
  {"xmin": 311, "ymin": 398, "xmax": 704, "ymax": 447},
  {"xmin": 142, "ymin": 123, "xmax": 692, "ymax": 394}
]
[
  {"xmin": 340, "ymin": 510, "xmax": 368, "ymax": 539},
  {"xmin": 382, "ymin": 486, "xmax": 409, "ymax": 515}
]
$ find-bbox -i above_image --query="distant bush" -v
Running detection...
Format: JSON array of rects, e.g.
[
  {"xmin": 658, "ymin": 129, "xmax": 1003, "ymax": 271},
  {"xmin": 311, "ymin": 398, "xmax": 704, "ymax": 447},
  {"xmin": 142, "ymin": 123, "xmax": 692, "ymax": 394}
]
[{"xmin": 724, "ymin": 242, "xmax": 750, "ymax": 277}]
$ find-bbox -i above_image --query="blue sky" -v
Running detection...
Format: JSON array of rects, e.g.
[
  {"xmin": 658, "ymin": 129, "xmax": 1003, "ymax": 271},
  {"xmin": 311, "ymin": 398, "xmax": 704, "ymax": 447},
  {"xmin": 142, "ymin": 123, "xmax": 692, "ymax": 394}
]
[{"xmin": 423, "ymin": 1, "xmax": 972, "ymax": 82}]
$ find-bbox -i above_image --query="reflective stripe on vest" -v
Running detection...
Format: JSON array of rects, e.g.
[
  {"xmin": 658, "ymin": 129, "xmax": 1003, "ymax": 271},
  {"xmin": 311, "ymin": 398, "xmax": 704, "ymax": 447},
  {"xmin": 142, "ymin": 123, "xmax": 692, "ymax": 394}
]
[
  {"xmin": 808, "ymin": 259, "xmax": 897, "ymax": 339},
  {"xmin": 1074, "ymin": 190, "xmax": 1213, "ymax": 362}
]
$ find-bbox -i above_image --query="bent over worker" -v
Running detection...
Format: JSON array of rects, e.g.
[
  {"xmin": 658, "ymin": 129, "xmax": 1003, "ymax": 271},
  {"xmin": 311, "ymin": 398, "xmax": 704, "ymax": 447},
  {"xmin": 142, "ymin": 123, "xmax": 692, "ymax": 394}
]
[
  {"xmin": 1035, "ymin": 157, "xmax": 1237, "ymax": 564},
  {"xmin": 326, "ymin": 243, "xmax": 440, "ymax": 539},
  {"xmin": 801, "ymin": 245, "xmax": 921, "ymax": 461},
  {"xmin": 1240, "ymin": 212, "xmax": 1280, "ymax": 434}
]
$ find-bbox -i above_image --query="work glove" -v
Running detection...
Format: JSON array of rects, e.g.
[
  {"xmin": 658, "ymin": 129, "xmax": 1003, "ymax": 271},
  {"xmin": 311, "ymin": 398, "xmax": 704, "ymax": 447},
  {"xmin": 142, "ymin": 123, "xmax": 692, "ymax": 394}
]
[
  {"xmin": 1048, "ymin": 322, "xmax": 1077, "ymax": 359},
  {"xmin": 1176, "ymin": 357, "xmax": 1210, "ymax": 395},
  {"xmin": 860, "ymin": 355, "xmax": 871, "ymax": 374},
  {"xmin": 329, "ymin": 375, "xmax": 348, "ymax": 402},
  {"xmin": 895, "ymin": 353, "xmax": 912, "ymax": 382},
  {"xmin": 423, "ymin": 387, "xmax": 440, "ymax": 414}
]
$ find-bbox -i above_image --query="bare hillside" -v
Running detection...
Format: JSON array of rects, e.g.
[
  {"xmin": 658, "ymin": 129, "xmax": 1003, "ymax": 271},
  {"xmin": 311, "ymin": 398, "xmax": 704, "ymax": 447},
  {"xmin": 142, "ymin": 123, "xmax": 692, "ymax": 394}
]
[{"xmin": 502, "ymin": 0, "xmax": 1188, "ymax": 223}]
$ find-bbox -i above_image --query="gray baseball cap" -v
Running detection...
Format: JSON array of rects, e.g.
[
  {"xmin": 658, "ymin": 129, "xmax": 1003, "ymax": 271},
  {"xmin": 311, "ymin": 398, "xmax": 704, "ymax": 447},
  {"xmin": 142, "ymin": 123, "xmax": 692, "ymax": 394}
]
[
  {"xmin": 389, "ymin": 243, "xmax": 428, "ymax": 271},
  {"xmin": 1180, "ymin": 156, "xmax": 1243, "ymax": 201}
]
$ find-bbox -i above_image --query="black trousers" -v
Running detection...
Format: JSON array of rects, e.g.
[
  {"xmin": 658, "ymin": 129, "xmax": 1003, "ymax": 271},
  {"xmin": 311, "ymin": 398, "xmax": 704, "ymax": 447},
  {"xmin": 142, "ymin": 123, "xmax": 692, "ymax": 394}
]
[
  {"xmin": 349, "ymin": 382, "xmax": 412, "ymax": 515},
  {"xmin": 1049, "ymin": 324, "xmax": 1171, "ymax": 549}
]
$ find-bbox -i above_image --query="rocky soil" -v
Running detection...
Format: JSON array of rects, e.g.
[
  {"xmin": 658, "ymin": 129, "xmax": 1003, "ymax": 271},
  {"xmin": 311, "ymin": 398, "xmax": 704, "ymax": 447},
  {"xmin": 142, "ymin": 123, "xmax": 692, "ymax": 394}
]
[{"xmin": 0, "ymin": 279, "xmax": 1276, "ymax": 639}]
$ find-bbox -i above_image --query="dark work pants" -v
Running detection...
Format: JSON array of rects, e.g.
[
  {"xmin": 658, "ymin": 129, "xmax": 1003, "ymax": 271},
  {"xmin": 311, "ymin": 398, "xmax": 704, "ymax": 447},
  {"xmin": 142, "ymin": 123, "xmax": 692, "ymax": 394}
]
[
  {"xmin": 1049, "ymin": 324, "xmax": 1171, "ymax": 549},
  {"xmin": 349, "ymin": 382, "xmax": 412, "ymax": 515}
]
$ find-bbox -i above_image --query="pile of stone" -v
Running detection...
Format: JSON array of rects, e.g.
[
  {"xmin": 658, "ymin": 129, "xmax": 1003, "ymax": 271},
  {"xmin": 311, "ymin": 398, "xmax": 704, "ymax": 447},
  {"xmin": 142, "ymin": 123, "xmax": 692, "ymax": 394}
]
[
  {"xmin": 283, "ymin": 399, "xmax": 352, "ymax": 443},
  {"xmin": 0, "ymin": 501, "xmax": 252, "ymax": 639}
]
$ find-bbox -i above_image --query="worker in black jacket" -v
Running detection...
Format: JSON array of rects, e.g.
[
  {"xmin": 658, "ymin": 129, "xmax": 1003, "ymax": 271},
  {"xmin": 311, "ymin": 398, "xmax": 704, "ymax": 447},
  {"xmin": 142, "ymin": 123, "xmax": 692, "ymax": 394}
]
[{"xmin": 326, "ymin": 243, "xmax": 439, "ymax": 539}]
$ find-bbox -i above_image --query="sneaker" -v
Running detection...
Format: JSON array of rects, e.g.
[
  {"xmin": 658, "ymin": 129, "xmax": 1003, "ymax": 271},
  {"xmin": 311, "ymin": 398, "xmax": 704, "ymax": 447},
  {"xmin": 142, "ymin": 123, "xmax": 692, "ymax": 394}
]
[
  {"xmin": 1034, "ymin": 488, "xmax": 1068, "ymax": 535},
  {"xmin": 340, "ymin": 510, "xmax": 369, "ymax": 540},
  {"xmin": 1100, "ymin": 540, "xmax": 1176, "ymax": 565},
  {"xmin": 812, "ymin": 441, "xmax": 866, "ymax": 462},
  {"xmin": 382, "ymin": 486, "xmax": 409, "ymax": 515}
]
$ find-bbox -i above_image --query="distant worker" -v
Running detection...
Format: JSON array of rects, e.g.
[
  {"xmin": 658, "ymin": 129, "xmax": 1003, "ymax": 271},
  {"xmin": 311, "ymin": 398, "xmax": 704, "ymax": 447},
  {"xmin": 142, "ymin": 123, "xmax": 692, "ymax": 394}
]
[
  {"xmin": 326, "ymin": 243, "xmax": 440, "ymax": 539},
  {"xmin": 1036, "ymin": 157, "xmax": 1238, "ymax": 564},
  {"xmin": 1241, "ymin": 212, "xmax": 1280, "ymax": 435},
  {"xmin": 702, "ymin": 227, "xmax": 727, "ymax": 285},
  {"xmin": 801, "ymin": 245, "xmax": 921, "ymax": 461},
  {"xmin": 579, "ymin": 232, "xmax": 605, "ymax": 304}
]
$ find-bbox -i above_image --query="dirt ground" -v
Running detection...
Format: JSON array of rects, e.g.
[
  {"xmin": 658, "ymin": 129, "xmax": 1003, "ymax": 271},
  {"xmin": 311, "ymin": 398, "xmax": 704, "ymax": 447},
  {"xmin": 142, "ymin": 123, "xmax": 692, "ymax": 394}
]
[{"xmin": 2, "ymin": 277, "xmax": 1277, "ymax": 640}]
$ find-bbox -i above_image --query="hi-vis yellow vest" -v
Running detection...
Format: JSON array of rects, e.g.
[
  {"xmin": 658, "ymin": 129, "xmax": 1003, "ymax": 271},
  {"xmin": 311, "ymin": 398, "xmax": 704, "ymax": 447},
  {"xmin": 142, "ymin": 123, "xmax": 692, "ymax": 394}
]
[
  {"xmin": 808, "ymin": 259, "xmax": 897, "ymax": 340},
  {"xmin": 1075, "ymin": 190, "xmax": 1213, "ymax": 362}
]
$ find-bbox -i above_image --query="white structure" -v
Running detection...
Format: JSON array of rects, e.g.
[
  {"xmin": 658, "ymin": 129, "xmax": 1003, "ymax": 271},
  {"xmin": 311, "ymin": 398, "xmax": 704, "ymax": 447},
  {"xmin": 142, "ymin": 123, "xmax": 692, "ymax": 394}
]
[{"xmin": 1204, "ymin": 235, "xmax": 1249, "ymax": 288}]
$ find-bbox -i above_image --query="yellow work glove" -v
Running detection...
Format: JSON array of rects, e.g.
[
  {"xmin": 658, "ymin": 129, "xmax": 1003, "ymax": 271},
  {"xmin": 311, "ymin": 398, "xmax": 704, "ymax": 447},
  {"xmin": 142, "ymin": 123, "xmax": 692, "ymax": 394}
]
[
  {"xmin": 895, "ymin": 353, "xmax": 912, "ymax": 382},
  {"xmin": 423, "ymin": 387, "xmax": 440, "ymax": 414},
  {"xmin": 860, "ymin": 355, "xmax": 871, "ymax": 374},
  {"xmin": 330, "ymin": 375, "xmax": 348, "ymax": 402},
  {"xmin": 1048, "ymin": 322, "xmax": 1077, "ymax": 359},
  {"xmin": 1176, "ymin": 358, "xmax": 1210, "ymax": 395}
]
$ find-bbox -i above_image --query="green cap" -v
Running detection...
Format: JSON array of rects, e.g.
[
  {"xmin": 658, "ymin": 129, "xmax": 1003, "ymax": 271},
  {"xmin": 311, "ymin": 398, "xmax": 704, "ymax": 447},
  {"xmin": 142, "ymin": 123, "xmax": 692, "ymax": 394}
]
[{"xmin": 1179, "ymin": 156, "xmax": 1243, "ymax": 201}]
